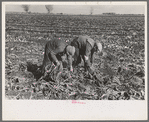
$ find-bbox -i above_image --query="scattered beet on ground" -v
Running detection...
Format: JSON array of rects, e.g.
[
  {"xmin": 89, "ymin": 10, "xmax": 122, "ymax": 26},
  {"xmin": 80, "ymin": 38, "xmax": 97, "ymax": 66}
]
[{"xmin": 5, "ymin": 13, "xmax": 145, "ymax": 100}]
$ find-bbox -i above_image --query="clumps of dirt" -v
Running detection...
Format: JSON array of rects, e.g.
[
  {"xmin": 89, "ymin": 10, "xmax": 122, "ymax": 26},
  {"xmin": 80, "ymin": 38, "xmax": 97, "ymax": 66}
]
[
  {"xmin": 5, "ymin": 58, "xmax": 145, "ymax": 100},
  {"xmin": 5, "ymin": 37, "xmax": 145, "ymax": 100}
]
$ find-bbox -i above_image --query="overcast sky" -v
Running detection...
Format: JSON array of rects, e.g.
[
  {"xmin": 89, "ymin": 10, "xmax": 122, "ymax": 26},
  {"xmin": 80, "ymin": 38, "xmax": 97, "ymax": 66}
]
[{"xmin": 5, "ymin": 5, "xmax": 145, "ymax": 15}]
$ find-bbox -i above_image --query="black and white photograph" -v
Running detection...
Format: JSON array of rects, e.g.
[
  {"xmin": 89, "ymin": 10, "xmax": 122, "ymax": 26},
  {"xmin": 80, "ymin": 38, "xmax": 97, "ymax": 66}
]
[{"xmin": 2, "ymin": 1, "xmax": 147, "ymax": 120}]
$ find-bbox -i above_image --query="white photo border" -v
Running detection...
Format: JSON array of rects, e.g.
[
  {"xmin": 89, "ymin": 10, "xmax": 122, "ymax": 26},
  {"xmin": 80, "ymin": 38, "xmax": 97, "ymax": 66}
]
[{"xmin": 2, "ymin": 1, "xmax": 148, "ymax": 120}]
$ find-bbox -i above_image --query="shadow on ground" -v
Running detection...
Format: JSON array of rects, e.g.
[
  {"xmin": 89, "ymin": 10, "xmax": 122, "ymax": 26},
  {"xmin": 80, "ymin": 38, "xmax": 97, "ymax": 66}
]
[{"xmin": 26, "ymin": 62, "xmax": 43, "ymax": 80}]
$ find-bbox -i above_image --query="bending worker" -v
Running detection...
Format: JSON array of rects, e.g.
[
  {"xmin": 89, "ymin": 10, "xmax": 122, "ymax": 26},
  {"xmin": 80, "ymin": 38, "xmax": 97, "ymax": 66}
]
[
  {"xmin": 41, "ymin": 38, "xmax": 75, "ymax": 79},
  {"xmin": 70, "ymin": 35, "xmax": 103, "ymax": 75}
]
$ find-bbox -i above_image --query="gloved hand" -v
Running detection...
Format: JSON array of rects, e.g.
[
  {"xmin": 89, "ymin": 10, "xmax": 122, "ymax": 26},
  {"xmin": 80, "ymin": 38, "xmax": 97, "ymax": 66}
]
[
  {"xmin": 101, "ymin": 51, "xmax": 107, "ymax": 58},
  {"xmin": 87, "ymin": 66, "xmax": 94, "ymax": 75},
  {"xmin": 99, "ymin": 51, "xmax": 103, "ymax": 56},
  {"xmin": 84, "ymin": 67, "xmax": 96, "ymax": 79},
  {"xmin": 55, "ymin": 60, "xmax": 60, "ymax": 66},
  {"xmin": 70, "ymin": 66, "xmax": 73, "ymax": 72}
]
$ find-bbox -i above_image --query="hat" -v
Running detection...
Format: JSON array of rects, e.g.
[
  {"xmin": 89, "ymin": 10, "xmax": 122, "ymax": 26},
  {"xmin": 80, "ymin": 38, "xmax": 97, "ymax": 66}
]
[
  {"xmin": 66, "ymin": 45, "xmax": 75, "ymax": 56},
  {"xmin": 96, "ymin": 41, "xmax": 102, "ymax": 52}
]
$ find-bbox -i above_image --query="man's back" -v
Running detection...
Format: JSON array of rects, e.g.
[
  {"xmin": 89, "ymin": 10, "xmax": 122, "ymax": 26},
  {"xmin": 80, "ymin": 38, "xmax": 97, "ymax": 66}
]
[
  {"xmin": 72, "ymin": 35, "xmax": 95, "ymax": 50},
  {"xmin": 45, "ymin": 38, "xmax": 67, "ymax": 54}
]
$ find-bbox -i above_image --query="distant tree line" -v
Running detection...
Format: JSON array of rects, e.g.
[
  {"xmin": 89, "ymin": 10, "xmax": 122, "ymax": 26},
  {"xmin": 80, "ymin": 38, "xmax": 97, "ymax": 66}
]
[
  {"xmin": 102, "ymin": 13, "xmax": 116, "ymax": 15},
  {"xmin": 21, "ymin": 5, "xmax": 54, "ymax": 14}
]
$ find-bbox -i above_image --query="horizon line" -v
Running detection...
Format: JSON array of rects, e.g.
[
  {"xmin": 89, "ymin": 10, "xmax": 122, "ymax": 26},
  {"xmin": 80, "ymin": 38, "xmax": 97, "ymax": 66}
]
[{"xmin": 5, "ymin": 11, "xmax": 145, "ymax": 15}]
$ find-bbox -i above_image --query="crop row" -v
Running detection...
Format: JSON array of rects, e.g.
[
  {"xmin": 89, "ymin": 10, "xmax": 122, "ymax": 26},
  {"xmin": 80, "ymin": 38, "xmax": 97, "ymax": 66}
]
[{"xmin": 6, "ymin": 14, "xmax": 144, "ymax": 39}]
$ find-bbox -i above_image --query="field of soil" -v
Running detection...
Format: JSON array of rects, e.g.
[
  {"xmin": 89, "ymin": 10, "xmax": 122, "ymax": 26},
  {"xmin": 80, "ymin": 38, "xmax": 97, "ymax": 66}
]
[{"xmin": 5, "ymin": 13, "xmax": 145, "ymax": 100}]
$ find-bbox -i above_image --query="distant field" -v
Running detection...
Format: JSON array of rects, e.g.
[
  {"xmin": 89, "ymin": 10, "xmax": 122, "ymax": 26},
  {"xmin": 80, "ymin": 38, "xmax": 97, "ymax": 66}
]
[
  {"xmin": 5, "ymin": 13, "xmax": 145, "ymax": 100},
  {"xmin": 6, "ymin": 13, "xmax": 144, "ymax": 39}
]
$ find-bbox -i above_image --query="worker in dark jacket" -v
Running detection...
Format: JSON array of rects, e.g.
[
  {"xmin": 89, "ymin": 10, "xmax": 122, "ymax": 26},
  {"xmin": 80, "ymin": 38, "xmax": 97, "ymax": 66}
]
[
  {"xmin": 70, "ymin": 35, "xmax": 103, "ymax": 75},
  {"xmin": 41, "ymin": 38, "xmax": 75, "ymax": 79}
]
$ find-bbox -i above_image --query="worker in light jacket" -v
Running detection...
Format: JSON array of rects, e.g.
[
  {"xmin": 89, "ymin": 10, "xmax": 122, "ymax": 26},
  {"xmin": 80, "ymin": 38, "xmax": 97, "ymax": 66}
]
[
  {"xmin": 70, "ymin": 35, "xmax": 103, "ymax": 75},
  {"xmin": 41, "ymin": 38, "xmax": 75, "ymax": 79}
]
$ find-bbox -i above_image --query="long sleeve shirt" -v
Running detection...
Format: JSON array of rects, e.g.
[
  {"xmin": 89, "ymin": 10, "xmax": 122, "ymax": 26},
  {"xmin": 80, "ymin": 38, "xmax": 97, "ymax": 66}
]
[
  {"xmin": 45, "ymin": 38, "xmax": 67, "ymax": 55},
  {"xmin": 42, "ymin": 38, "xmax": 67, "ymax": 73},
  {"xmin": 73, "ymin": 35, "xmax": 95, "ymax": 67}
]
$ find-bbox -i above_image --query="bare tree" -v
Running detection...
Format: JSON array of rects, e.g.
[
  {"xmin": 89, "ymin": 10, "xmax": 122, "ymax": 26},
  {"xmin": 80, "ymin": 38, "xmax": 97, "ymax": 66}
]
[
  {"xmin": 90, "ymin": 7, "xmax": 94, "ymax": 15},
  {"xmin": 45, "ymin": 5, "xmax": 53, "ymax": 14},
  {"xmin": 22, "ymin": 5, "xmax": 30, "ymax": 13}
]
